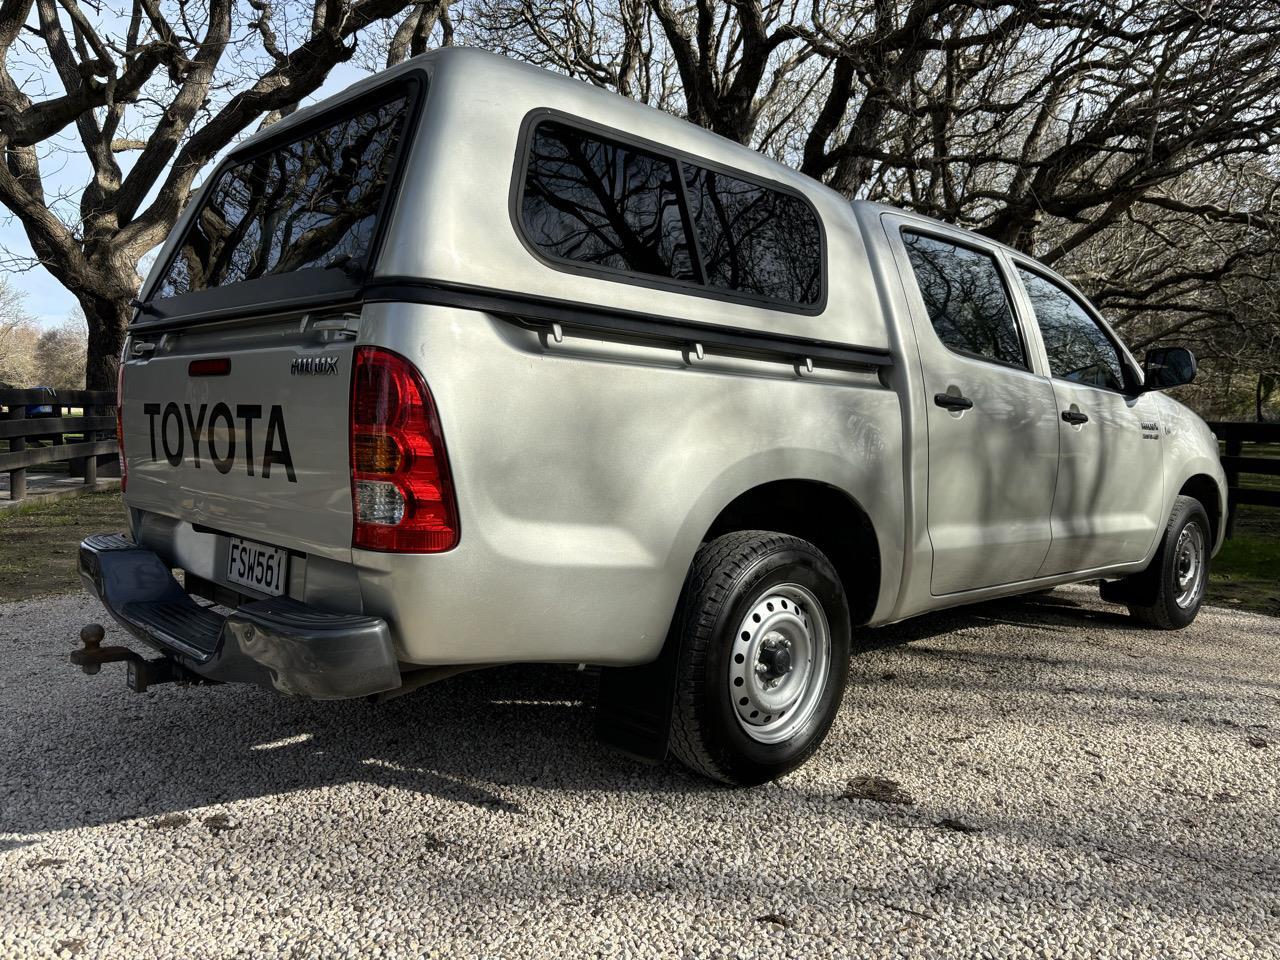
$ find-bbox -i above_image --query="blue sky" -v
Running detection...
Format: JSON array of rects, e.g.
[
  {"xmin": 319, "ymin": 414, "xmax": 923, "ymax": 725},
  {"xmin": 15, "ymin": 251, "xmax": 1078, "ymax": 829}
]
[{"xmin": 2, "ymin": 62, "xmax": 371, "ymax": 328}]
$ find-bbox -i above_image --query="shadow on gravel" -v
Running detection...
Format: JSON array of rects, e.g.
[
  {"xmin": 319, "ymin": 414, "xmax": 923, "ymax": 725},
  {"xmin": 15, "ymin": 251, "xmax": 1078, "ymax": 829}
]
[{"xmin": 3, "ymin": 588, "xmax": 1268, "ymax": 838}]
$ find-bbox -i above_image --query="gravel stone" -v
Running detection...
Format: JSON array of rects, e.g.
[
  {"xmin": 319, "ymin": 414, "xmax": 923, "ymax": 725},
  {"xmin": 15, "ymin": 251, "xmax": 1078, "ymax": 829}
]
[{"xmin": 2, "ymin": 586, "xmax": 1279, "ymax": 959}]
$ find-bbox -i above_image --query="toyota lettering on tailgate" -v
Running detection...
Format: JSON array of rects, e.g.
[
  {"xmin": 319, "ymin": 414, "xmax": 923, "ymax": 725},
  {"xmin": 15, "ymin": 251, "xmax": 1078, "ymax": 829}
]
[{"xmin": 141, "ymin": 402, "xmax": 297, "ymax": 481}]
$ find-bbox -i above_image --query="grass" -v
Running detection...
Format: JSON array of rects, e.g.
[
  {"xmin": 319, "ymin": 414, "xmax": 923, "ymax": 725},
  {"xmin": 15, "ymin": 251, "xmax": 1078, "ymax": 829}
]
[
  {"xmin": 0, "ymin": 487, "xmax": 1274, "ymax": 617},
  {"xmin": 1209, "ymin": 438, "xmax": 1280, "ymax": 615},
  {"xmin": 1208, "ymin": 506, "xmax": 1280, "ymax": 617},
  {"xmin": 0, "ymin": 491, "xmax": 126, "ymax": 603}
]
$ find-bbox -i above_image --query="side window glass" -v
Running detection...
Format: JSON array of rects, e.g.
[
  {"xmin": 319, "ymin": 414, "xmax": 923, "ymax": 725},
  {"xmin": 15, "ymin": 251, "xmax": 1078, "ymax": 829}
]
[
  {"xmin": 521, "ymin": 122, "xmax": 695, "ymax": 281},
  {"xmin": 901, "ymin": 232, "xmax": 1026, "ymax": 368},
  {"xmin": 1017, "ymin": 268, "xmax": 1126, "ymax": 391},
  {"xmin": 683, "ymin": 166, "xmax": 822, "ymax": 305}
]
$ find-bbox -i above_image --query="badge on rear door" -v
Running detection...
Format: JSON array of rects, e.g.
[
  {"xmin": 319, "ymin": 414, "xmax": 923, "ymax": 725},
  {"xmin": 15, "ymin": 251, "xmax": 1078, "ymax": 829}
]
[{"xmin": 290, "ymin": 356, "xmax": 339, "ymax": 376}]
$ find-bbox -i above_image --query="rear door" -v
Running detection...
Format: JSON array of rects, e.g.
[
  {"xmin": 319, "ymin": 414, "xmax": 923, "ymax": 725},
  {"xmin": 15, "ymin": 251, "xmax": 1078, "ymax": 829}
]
[
  {"xmin": 1010, "ymin": 264, "xmax": 1165, "ymax": 574},
  {"xmin": 892, "ymin": 225, "xmax": 1060, "ymax": 595},
  {"xmin": 122, "ymin": 315, "xmax": 358, "ymax": 559}
]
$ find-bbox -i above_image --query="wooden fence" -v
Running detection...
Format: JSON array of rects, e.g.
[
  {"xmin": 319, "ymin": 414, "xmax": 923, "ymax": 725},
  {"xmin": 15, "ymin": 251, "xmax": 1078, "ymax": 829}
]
[
  {"xmin": 1206, "ymin": 420, "xmax": 1280, "ymax": 538},
  {"xmin": 1, "ymin": 388, "xmax": 118, "ymax": 502}
]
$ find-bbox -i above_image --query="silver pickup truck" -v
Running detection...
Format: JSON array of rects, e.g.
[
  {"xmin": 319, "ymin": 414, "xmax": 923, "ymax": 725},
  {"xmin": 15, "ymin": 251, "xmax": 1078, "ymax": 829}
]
[{"xmin": 78, "ymin": 48, "xmax": 1226, "ymax": 785}]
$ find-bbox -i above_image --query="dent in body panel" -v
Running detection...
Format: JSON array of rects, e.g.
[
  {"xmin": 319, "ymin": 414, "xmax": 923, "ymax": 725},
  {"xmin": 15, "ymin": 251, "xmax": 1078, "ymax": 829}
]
[{"xmin": 351, "ymin": 301, "xmax": 903, "ymax": 665}]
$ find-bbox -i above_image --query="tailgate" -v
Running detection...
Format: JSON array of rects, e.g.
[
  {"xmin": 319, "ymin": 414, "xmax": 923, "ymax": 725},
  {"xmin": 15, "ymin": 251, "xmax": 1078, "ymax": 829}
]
[{"xmin": 121, "ymin": 314, "xmax": 357, "ymax": 559}]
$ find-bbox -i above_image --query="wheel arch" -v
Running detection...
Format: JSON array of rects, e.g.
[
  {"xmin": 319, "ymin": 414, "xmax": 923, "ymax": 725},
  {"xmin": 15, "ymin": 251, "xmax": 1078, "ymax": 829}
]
[
  {"xmin": 1177, "ymin": 473, "xmax": 1224, "ymax": 551},
  {"xmin": 702, "ymin": 479, "xmax": 882, "ymax": 626}
]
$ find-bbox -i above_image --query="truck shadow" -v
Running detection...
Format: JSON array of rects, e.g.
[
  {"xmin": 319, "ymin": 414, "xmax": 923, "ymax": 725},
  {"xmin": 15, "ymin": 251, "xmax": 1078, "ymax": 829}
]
[{"xmin": 5, "ymin": 587, "xmax": 1269, "ymax": 837}]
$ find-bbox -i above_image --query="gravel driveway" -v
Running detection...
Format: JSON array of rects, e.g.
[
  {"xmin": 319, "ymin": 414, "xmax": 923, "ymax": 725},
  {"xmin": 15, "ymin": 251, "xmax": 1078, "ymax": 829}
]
[{"xmin": 2, "ymin": 586, "xmax": 1278, "ymax": 959}]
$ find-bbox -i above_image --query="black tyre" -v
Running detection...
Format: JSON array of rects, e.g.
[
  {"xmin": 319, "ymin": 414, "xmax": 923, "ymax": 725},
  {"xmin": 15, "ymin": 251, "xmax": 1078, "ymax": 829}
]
[
  {"xmin": 669, "ymin": 531, "xmax": 852, "ymax": 785},
  {"xmin": 1120, "ymin": 495, "xmax": 1211, "ymax": 630}
]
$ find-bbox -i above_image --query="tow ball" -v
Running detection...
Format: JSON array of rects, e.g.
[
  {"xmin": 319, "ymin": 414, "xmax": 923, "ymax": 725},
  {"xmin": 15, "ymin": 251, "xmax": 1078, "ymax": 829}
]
[{"xmin": 72, "ymin": 623, "xmax": 205, "ymax": 693}]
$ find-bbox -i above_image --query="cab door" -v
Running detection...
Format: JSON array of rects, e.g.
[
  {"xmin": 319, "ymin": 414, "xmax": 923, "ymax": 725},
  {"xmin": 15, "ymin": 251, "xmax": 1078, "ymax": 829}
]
[
  {"xmin": 1010, "ymin": 264, "xmax": 1165, "ymax": 574},
  {"xmin": 894, "ymin": 226, "xmax": 1061, "ymax": 595}
]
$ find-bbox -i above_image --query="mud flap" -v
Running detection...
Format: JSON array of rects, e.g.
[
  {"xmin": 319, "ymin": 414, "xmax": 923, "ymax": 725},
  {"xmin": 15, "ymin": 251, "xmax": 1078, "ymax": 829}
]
[
  {"xmin": 1100, "ymin": 569, "xmax": 1158, "ymax": 606},
  {"xmin": 594, "ymin": 630, "xmax": 681, "ymax": 765}
]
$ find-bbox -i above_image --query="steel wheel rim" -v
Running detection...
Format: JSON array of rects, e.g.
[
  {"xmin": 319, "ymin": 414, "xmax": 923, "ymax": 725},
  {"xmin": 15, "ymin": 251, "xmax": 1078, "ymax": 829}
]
[
  {"xmin": 1173, "ymin": 522, "xmax": 1206, "ymax": 609},
  {"xmin": 728, "ymin": 583, "xmax": 831, "ymax": 744}
]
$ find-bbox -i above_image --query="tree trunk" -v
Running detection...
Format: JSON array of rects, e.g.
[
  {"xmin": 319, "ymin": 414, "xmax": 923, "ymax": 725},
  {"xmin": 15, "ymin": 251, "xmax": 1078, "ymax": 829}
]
[{"xmin": 79, "ymin": 290, "xmax": 133, "ymax": 391}]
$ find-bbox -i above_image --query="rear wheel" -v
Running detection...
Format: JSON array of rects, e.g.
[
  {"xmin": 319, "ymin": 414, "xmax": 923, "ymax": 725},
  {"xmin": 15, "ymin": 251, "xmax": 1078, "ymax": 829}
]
[
  {"xmin": 669, "ymin": 531, "xmax": 851, "ymax": 785},
  {"xmin": 1113, "ymin": 495, "xmax": 1211, "ymax": 630}
]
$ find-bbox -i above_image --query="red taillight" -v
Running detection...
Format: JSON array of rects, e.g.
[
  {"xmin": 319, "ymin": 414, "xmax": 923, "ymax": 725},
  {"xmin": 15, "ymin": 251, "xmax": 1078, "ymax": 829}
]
[
  {"xmin": 350, "ymin": 347, "xmax": 459, "ymax": 552},
  {"xmin": 116, "ymin": 361, "xmax": 126, "ymax": 492}
]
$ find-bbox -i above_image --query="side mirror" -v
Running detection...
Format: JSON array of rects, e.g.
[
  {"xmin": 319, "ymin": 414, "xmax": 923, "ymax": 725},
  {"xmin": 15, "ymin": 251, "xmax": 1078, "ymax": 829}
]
[{"xmin": 1143, "ymin": 346, "xmax": 1197, "ymax": 391}]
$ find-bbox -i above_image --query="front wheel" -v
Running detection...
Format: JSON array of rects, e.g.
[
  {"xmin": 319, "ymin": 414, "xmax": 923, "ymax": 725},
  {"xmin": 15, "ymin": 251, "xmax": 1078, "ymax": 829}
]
[
  {"xmin": 1121, "ymin": 495, "xmax": 1212, "ymax": 630},
  {"xmin": 668, "ymin": 531, "xmax": 851, "ymax": 785}
]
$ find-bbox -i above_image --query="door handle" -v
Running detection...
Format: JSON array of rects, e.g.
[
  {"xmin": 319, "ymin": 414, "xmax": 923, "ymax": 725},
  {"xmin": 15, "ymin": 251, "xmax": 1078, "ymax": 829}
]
[
  {"xmin": 1061, "ymin": 409, "xmax": 1089, "ymax": 425},
  {"xmin": 934, "ymin": 392, "xmax": 974, "ymax": 411}
]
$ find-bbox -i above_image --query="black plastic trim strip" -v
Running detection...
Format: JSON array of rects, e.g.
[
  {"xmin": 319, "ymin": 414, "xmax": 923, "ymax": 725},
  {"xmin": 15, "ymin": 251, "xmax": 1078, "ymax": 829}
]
[
  {"xmin": 362, "ymin": 279, "xmax": 892, "ymax": 369},
  {"xmin": 128, "ymin": 276, "xmax": 892, "ymax": 369}
]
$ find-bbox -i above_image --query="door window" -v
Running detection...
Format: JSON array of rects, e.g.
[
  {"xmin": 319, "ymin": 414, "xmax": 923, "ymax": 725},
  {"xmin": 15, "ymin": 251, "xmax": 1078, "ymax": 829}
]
[
  {"xmin": 901, "ymin": 232, "xmax": 1026, "ymax": 368},
  {"xmin": 1017, "ymin": 268, "xmax": 1127, "ymax": 391}
]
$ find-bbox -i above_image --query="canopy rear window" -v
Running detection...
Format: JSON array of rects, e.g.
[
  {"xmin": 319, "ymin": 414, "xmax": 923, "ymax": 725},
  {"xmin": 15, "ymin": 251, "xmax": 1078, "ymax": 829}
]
[{"xmin": 153, "ymin": 88, "xmax": 414, "ymax": 304}]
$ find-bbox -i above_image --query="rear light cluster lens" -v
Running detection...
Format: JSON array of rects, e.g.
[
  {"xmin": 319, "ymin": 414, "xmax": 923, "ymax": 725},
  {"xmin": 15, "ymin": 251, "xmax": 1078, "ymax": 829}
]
[
  {"xmin": 116, "ymin": 361, "xmax": 126, "ymax": 492},
  {"xmin": 350, "ymin": 347, "xmax": 459, "ymax": 552}
]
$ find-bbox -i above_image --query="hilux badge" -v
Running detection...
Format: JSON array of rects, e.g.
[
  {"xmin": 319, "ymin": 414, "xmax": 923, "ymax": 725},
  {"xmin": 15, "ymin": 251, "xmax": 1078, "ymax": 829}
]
[{"xmin": 291, "ymin": 356, "xmax": 339, "ymax": 376}]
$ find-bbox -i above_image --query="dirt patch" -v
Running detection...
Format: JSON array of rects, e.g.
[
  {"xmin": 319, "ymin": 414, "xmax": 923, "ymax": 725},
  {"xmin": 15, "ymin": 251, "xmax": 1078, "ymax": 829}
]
[{"xmin": 844, "ymin": 775, "xmax": 915, "ymax": 805}]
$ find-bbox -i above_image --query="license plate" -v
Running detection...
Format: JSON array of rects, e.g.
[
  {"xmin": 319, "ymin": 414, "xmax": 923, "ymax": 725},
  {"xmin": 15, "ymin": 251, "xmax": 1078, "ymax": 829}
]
[{"xmin": 226, "ymin": 537, "xmax": 289, "ymax": 597}]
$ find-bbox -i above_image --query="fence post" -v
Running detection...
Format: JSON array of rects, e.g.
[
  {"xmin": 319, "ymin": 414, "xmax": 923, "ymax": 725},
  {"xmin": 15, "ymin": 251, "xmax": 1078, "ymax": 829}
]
[
  {"xmin": 7, "ymin": 403, "xmax": 26, "ymax": 502},
  {"xmin": 84, "ymin": 428, "xmax": 98, "ymax": 487}
]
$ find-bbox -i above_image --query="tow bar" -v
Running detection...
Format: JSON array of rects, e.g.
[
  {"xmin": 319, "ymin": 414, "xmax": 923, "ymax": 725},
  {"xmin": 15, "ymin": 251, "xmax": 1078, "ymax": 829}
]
[{"xmin": 72, "ymin": 623, "xmax": 212, "ymax": 693}]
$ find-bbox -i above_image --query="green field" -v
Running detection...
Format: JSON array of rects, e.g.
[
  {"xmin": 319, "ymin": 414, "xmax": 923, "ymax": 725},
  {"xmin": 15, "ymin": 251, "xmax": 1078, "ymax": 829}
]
[
  {"xmin": 0, "ymin": 492, "xmax": 128, "ymax": 603},
  {"xmin": 1210, "ymin": 442, "xmax": 1280, "ymax": 615}
]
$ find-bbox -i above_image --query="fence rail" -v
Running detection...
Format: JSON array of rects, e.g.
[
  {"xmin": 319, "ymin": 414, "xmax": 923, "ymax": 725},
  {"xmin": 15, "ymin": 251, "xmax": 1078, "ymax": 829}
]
[
  {"xmin": 1, "ymin": 388, "xmax": 118, "ymax": 502},
  {"xmin": 1206, "ymin": 421, "xmax": 1280, "ymax": 538}
]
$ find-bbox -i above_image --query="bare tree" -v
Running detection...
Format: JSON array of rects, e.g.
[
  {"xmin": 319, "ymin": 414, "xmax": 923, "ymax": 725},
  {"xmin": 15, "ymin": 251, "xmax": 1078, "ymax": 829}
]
[
  {"xmin": 467, "ymin": 0, "xmax": 1280, "ymax": 414},
  {"xmin": 0, "ymin": 0, "xmax": 452, "ymax": 389},
  {"xmin": 33, "ymin": 311, "xmax": 86, "ymax": 388},
  {"xmin": 7, "ymin": 0, "xmax": 1278, "ymax": 400},
  {"xmin": 0, "ymin": 275, "xmax": 37, "ymax": 385}
]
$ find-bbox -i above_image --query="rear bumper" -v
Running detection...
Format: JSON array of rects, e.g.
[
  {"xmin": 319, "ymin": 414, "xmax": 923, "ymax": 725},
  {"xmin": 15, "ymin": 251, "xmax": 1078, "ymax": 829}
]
[{"xmin": 78, "ymin": 534, "xmax": 401, "ymax": 699}]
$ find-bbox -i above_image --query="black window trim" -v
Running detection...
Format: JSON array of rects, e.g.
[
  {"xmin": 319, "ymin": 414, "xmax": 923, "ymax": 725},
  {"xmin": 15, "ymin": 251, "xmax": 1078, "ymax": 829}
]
[
  {"xmin": 898, "ymin": 225, "xmax": 1034, "ymax": 374},
  {"xmin": 509, "ymin": 108, "xmax": 828, "ymax": 316},
  {"xmin": 136, "ymin": 69, "xmax": 429, "ymax": 326},
  {"xmin": 1011, "ymin": 258, "xmax": 1140, "ymax": 397}
]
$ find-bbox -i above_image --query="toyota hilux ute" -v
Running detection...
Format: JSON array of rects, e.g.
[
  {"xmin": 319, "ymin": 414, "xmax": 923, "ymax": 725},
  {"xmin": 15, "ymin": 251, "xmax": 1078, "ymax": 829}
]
[{"xmin": 77, "ymin": 48, "xmax": 1227, "ymax": 785}]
